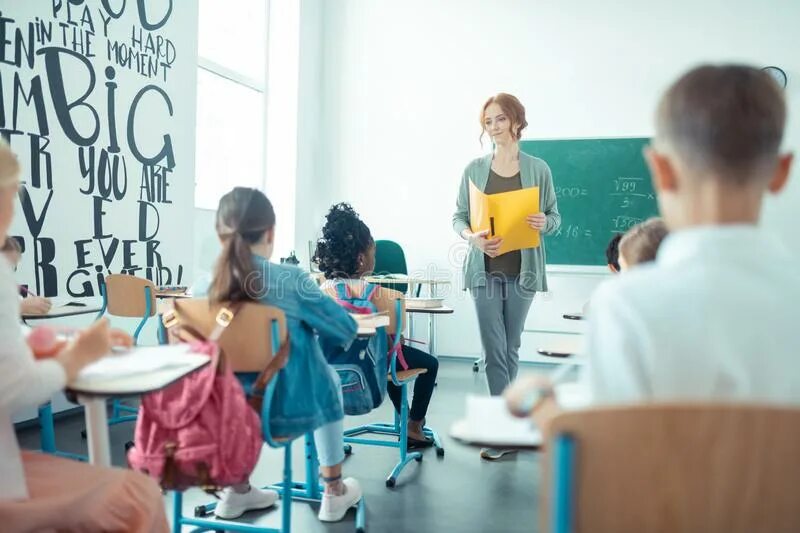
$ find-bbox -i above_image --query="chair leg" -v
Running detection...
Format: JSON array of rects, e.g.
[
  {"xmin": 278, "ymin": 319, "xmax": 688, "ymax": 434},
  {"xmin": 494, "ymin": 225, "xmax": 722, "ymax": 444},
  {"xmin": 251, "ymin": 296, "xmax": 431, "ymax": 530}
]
[
  {"xmin": 422, "ymin": 425, "xmax": 445, "ymax": 457},
  {"xmin": 399, "ymin": 385, "xmax": 408, "ymax": 462},
  {"xmin": 281, "ymin": 443, "xmax": 292, "ymax": 533},
  {"xmin": 171, "ymin": 491, "xmax": 183, "ymax": 533},
  {"xmin": 304, "ymin": 434, "xmax": 321, "ymax": 500},
  {"xmin": 355, "ymin": 496, "xmax": 367, "ymax": 533},
  {"xmin": 385, "ymin": 383, "xmax": 422, "ymax": 488}
]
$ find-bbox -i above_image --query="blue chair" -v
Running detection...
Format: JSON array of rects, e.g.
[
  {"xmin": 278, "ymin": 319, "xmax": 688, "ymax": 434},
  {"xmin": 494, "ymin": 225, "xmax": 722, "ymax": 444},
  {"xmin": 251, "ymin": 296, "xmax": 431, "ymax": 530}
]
[
  {"xmin": 99, "ymin": 274, "xmax": 157, "ymax": 426},
  {"xmin": 37, "ymin": 402, "xmax": 86, "ymax": 461},
  {"xmin": 342, "ymin": 298, "xmax": 444, "ymax": 488},
  {"xmin": 169, "ymin": 302, "xmax": 366, "ymax": 533},
  {"xmin": 547, "ymin": 404, "xmax": 800, "ymax": 533}
]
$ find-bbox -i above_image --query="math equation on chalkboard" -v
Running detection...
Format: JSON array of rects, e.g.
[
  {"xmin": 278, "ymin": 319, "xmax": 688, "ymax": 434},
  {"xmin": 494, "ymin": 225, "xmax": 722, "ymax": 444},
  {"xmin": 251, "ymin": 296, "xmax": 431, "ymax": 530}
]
[{"xmin": 520, "ymin": 137, "xmax": 658, "ymax": 265}]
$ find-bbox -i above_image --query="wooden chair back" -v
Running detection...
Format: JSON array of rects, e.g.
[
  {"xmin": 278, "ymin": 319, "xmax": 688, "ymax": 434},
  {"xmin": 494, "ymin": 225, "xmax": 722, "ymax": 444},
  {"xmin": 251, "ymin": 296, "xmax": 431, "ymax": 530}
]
[{"xmin": 105, "ymin": 274, "xmax": 157, "ymax": 317}]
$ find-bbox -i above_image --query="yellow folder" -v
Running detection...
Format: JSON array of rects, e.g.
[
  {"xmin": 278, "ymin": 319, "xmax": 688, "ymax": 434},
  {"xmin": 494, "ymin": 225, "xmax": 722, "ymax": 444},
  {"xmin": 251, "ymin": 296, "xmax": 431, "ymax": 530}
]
[{"xmin": 469, "ymin": 181, "xmax": 540, "ymax": 255}]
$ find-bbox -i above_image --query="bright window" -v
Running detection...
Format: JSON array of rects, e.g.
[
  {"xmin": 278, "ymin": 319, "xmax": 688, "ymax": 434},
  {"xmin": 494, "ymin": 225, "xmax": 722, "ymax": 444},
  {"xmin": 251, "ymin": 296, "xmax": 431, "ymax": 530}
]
[{"xmin": 194, "ymin": 0, "xmax": 266, "ymax": 210}]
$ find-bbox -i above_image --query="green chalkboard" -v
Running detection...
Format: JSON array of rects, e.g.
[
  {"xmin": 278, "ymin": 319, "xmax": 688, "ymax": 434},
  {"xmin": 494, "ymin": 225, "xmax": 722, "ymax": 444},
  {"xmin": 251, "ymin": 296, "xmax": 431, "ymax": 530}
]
[{"xmin": 520, "ymin": 137, "xmax": 659, "ymax": 266}]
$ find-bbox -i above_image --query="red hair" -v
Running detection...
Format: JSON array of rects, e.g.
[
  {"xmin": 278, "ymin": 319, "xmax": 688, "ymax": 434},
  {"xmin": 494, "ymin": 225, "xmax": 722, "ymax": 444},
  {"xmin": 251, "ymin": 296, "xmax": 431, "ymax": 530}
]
[{"xmin": 480, "ymin": 93, "xmax": 528, "ymax": 144}]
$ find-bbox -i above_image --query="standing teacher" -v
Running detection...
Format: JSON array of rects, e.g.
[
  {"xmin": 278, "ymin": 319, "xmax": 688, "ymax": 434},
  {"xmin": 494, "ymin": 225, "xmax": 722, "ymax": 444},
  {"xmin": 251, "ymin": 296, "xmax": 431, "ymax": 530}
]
[{"xmin": 452, "ymin": 93, "xmax": 560, "ymax": 460}]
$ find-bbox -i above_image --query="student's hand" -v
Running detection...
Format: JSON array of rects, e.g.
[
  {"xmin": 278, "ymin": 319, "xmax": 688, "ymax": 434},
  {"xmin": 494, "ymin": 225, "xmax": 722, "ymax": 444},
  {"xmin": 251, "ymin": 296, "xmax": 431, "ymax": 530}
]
[
  {"xmin": 20, "ymin": 296, "xmax": 52, "ymax": 315},
  {"xmin": 467, "ymin": 230, "xmax": 503, "ymax": 258},
  {"xmin": 55, "ymin": 319, "xmax": 120, "ymax": 382},
  {"xmin": 110, "ymin": 328, "xmax": 134, "ymax": 350},
  {"xmin": 504, "ymin": 374, "xmax": 551, "ymax": 417},
  {"xmin": 526, "ymin": 213, "xmax": 546, "ymax": 230}
]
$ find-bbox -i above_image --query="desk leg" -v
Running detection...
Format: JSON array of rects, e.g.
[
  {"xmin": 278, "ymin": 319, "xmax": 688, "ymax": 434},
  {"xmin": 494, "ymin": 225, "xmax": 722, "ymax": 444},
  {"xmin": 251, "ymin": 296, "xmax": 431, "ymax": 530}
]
[
  {"xmin": 79, "ymin": 395, "xmax": 112, "ymax": 467},
  {"xmin": 428, "ymin": 284, "xmax": 437, "ymax": 357}
]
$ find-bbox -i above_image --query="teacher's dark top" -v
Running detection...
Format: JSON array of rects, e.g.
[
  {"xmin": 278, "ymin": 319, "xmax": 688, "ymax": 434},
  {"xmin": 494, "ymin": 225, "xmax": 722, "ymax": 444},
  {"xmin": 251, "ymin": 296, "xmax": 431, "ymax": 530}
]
[{"xmin": 483, "ymin": 168, "xmax": 522, "ymax": 278}]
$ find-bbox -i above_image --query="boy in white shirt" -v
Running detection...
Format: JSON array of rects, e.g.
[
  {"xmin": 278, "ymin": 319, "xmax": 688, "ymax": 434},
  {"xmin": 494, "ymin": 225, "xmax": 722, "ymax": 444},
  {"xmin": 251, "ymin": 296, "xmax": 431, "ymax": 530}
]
[{"xmin": 507, "ymin": 64, "xmax": 797, "ymax": 425}]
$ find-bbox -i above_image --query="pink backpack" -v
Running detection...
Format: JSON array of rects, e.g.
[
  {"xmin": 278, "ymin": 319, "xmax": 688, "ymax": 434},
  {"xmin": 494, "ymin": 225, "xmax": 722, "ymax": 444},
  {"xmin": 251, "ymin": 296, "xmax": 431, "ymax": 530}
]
[{"xmin": 127, "ymin": 305, "xmax": 281, "ymax": 492}]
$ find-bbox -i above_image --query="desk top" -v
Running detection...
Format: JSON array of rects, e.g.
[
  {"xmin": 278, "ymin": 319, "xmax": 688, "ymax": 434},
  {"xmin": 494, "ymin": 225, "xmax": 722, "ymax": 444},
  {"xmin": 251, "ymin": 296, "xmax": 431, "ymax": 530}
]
[
  {"xmin": 23, "ymin": 304, "xmax": 102, "ymax": 320},
  {"xmin": 155, "ymin": 292, "xmax": 192, "ymax": 299},
  {"xmin": 537, "ymin": 336, "xmax": 584, "ymax": 359},
  {"xmin": 406, "ymin": 305, "xmax": 454, "ymax": 315},
  {"xmin": 67, "ymin": 346, "xmax": 210, "ymax": 397},
  {"xmin": 364, "ymin": 275, "xmax": 451, "ymax": 286}
]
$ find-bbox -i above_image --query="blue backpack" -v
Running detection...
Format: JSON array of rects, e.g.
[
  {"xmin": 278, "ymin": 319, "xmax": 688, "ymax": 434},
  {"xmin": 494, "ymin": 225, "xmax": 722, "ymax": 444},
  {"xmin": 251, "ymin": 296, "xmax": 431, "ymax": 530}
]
[{"xmin": 322, "ymin": 282, "xmax": 389, "ymax": 415}]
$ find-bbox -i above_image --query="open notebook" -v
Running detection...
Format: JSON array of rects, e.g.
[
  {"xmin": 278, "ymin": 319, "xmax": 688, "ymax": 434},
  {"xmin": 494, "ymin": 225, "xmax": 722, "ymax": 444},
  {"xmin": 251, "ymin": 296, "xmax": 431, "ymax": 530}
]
[{"xmin": 450, "ymin": 382, "xmax": 591, "ymax": 448}]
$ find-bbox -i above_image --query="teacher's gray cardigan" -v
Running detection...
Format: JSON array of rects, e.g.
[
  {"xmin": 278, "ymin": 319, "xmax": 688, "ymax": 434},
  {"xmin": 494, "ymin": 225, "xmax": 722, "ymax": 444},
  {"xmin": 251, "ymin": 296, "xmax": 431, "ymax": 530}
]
[{"xmin": 452, "ymin": 152, "xmax": 561, "ymax": 292}]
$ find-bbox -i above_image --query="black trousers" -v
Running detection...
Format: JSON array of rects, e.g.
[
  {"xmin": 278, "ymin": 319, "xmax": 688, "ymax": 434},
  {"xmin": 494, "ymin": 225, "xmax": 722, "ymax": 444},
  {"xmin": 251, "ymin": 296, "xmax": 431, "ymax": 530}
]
[{"xmin": 387, "ymin": 344, "xmax": 439, "ymax": 422}]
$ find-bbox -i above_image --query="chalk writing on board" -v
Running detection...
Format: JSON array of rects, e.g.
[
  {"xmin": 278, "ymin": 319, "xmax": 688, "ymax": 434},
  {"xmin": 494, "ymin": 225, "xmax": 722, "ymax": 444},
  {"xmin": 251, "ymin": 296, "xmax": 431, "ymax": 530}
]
[{"xmin": 552, "ymin": 224, "xmax": 593, "ymax": 240}]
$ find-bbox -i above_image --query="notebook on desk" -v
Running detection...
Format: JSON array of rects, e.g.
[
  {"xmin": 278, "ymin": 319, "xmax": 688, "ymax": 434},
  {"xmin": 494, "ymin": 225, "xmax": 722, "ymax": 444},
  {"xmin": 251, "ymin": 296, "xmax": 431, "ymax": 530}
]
[
  {"xmin": 450, "ymin": 395, "xmax": 543, "ymax": 448},
  {"xmin": 450, "ymin": 382, "xmax": 591, "ymax": 448},
  {"xmin": 350, "ymin": 312, "xmax": 390, "ymax": 329},
  {"xmin": 405, "ymin": 297, "xmax": 445, "ymax": 309}
]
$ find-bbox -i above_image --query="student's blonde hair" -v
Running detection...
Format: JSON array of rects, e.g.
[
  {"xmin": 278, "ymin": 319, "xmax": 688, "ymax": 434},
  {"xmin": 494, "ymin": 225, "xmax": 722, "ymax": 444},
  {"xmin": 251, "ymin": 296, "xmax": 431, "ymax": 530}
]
[
  {"xmin": 619, "ymin": 218, "xmax": 668, "ymax": 267},
  {"xmin": 0, "ymin": 141, "xmax": 21, "ymax": 188},
  {"xmin": 655, "ymin": 64, "xmax": 786, "ymax": 185}
]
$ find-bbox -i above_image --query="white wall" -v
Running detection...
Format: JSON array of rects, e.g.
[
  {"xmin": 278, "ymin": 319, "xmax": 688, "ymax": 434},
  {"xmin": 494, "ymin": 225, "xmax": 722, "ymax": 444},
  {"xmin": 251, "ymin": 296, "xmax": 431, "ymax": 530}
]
[
  {"xmin": 304, "ymin": 0, "xmax": 800, "ymax": 360},
  {"xmin": 293, "ymin": 0, "xmax": 329, "ymax": 269}
]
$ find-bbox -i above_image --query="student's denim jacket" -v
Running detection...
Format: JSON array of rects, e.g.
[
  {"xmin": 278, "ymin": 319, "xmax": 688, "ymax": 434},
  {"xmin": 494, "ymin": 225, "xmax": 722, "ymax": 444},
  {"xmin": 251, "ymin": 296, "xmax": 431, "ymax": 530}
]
[{"xmin": 245, "ymin": 256, "xmax": 357, "ymax": 438}]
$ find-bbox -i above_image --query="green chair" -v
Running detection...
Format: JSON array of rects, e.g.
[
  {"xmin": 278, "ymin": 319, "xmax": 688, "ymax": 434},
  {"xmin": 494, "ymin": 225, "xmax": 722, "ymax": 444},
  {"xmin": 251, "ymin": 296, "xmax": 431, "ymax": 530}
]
[{"xmin": 373, "ymin": 240, "xmax": 420, "ymax": 297}]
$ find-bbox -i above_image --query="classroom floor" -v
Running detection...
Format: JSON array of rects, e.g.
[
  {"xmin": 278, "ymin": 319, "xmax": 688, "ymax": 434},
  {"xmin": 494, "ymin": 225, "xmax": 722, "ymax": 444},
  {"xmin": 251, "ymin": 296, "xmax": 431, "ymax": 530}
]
[{"xmin": 16, "ymin": 359, "xmax": 547, "ymax": 533}]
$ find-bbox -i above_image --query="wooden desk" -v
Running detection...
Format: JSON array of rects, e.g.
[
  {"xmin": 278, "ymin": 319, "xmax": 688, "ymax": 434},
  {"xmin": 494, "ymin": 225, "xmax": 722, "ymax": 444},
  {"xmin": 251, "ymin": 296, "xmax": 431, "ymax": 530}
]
[{"xmin": 67, "ymin": 346, "xmax": 210, "ymax": 466}]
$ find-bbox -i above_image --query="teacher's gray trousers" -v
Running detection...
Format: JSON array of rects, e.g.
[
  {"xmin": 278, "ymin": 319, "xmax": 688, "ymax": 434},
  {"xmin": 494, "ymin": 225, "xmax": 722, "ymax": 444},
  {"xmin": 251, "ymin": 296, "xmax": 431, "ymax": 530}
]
[{"xmin": 470, "ymin": 275, "xmax": 535, "ymax": 396}]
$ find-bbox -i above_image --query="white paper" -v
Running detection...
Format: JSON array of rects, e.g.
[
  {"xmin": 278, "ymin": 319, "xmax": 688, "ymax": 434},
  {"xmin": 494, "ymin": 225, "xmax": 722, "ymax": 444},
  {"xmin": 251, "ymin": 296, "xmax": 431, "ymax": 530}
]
[
  {"xmin": 450, "ymin": 395, "xmax": 542, "ymax": 447},
  {"xmin": 78, "ymin": 344, "xmax": 195, "ymax": 380}
]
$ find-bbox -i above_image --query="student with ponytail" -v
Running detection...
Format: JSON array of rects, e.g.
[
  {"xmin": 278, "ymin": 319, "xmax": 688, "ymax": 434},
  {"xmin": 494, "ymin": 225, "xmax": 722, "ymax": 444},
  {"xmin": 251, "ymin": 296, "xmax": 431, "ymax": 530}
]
[{"xmin": 205, "ymin": 187, "xmax": 362, "ymax": 522}]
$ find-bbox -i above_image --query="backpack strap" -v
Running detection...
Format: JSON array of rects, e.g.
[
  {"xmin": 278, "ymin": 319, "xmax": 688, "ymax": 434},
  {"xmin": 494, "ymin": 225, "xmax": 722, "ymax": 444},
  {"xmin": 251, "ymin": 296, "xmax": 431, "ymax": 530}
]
[
  {"xmin": 388, "ymin": 335, "xmax": 409, "ymax": 371},
  {"xmin": 161, "ymin": 302, "xmax": 241, "ymax": 344},
  {"xmin": 362, "ymin": 282, "xmax": 377, "ymax": 301},
  {"xmin": 334, "ymin": 282, "xmax": 349, "ymax": 300},
  {"xmin": 333, "ymin": 281, "xmax": 377, "ymax": 315},
  {"xmin": 208, "ymin": 305, "xmax": 239, "ymax": 342},
  {"xmin": 248, "ymin": 334, "xmax": 291, "ymax": 415}
]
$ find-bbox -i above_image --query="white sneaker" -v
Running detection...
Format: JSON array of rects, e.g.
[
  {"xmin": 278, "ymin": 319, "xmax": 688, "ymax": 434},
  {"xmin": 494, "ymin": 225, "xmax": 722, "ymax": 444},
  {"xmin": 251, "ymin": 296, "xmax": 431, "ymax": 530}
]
[
  {"xmin": 318, "ymin": 478, "xmax": 362, "ymax": 522},
  {"xmin": 214, "ymin": 486, "xmax": 279, "ymax": 520}
]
